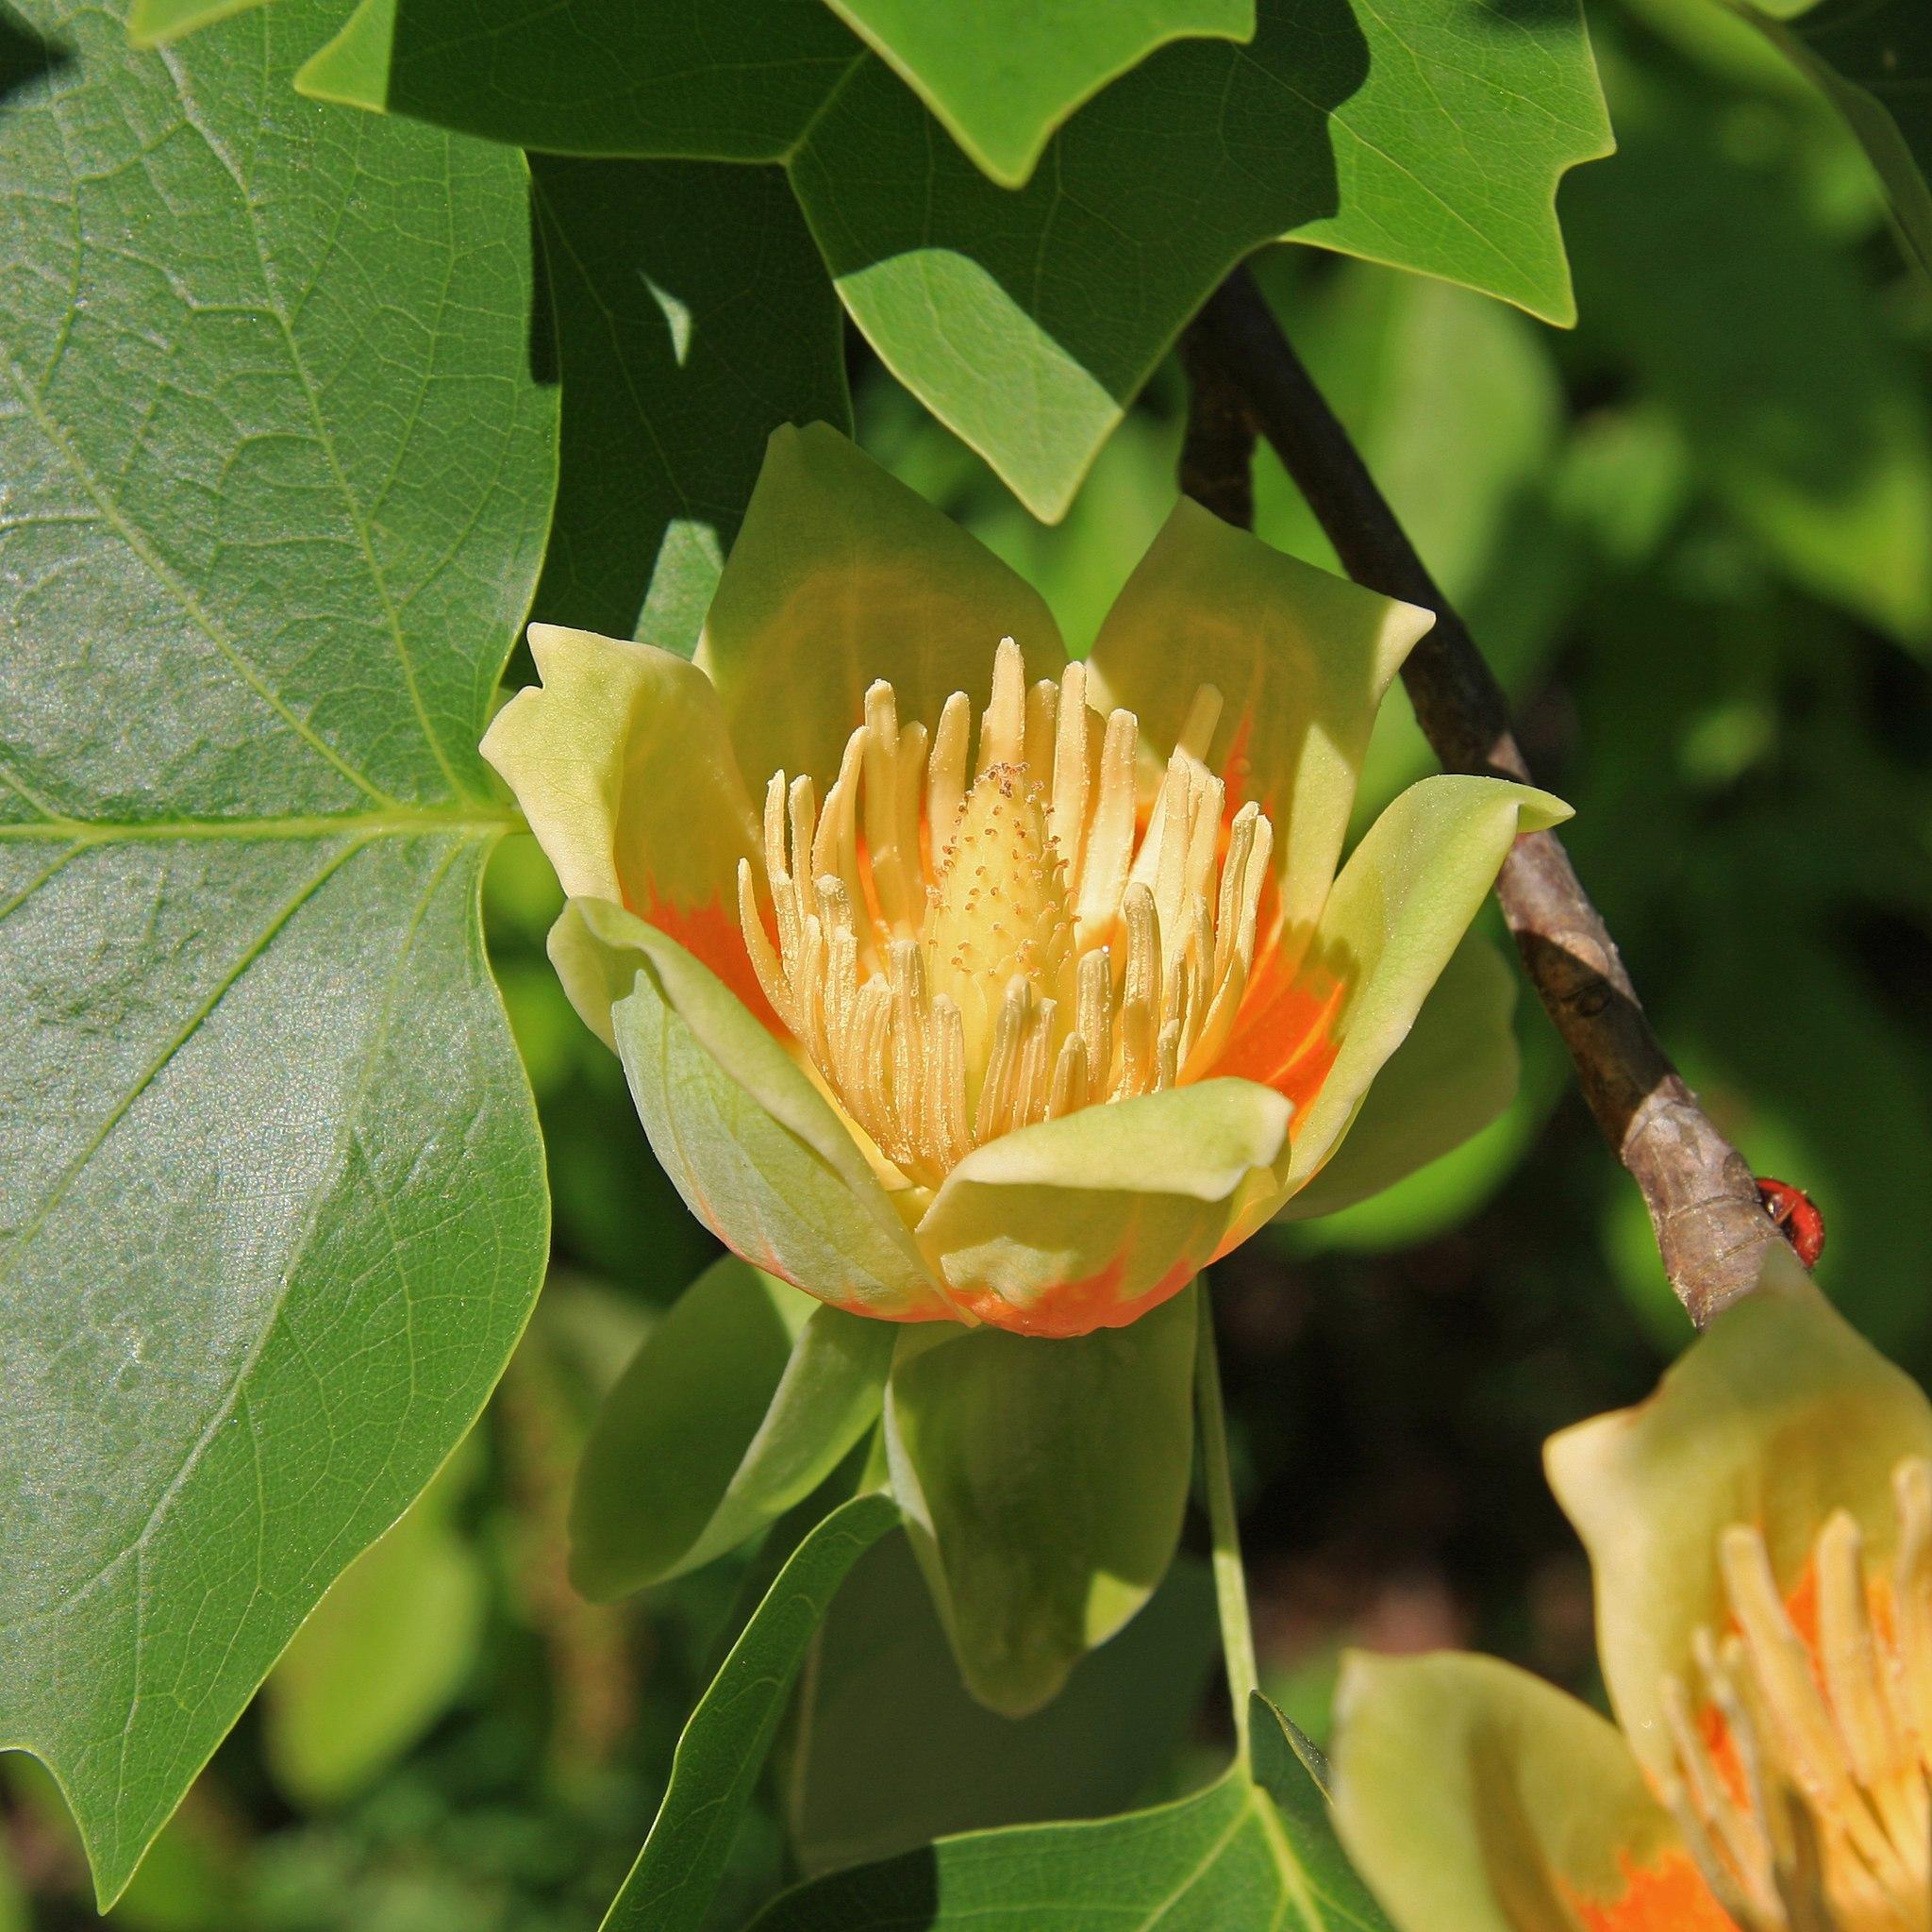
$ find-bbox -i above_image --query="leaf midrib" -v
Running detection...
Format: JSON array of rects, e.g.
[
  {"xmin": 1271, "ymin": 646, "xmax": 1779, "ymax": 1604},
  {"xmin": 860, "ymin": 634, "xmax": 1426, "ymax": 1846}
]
[{"xmin": 0, "ymin": 807, "xmax": 521, "ymax": 843}]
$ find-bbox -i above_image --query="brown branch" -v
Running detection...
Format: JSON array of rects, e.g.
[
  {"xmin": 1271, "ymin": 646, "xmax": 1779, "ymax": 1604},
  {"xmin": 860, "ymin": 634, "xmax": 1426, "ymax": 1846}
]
[
  {"xmin": 1181, "ymin": 266, "xmax": 1785, "ymax": 1327},
  {"xmin": 1178, "ymin": 325, "xmax": 1257, "ymax": 529}
]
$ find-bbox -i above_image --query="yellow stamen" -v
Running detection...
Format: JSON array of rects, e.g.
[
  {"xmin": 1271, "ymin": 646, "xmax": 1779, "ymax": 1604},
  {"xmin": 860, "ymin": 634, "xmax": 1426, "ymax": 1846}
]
[
  {"xmin": 737, "ymin": 638, "xmax": 1275, "ymax": 1187},
  {"xmin": 1661, "ymin": 1457, "xmax": 1932, "ymax": 1932}
]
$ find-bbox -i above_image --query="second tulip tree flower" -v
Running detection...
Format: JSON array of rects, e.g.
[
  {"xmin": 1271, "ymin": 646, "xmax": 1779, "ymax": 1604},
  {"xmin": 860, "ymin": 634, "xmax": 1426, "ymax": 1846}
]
[
  {"xmin": 1331, "ymin": 1250, "xmax": 1932, "ymax": 1932},
  {"xmin": 487, "ymin": 423, "xmax": 1565, "ymax": 1709}
]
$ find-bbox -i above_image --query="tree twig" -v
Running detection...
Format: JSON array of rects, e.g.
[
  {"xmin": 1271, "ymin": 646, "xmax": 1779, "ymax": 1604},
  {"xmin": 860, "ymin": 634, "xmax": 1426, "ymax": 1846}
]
[
  {"xmin": 1182, "ymin": 265, "xmax": 1785, "ymax": 1327},
  {"xmin": 1178, "ymin": 326, "xmax": 1257, "ymax": 529}
]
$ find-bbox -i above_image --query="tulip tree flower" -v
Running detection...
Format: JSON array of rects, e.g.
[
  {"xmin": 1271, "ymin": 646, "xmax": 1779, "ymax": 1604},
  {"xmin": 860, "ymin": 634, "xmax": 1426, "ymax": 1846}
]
[
  {"xmin": 485, "ymin": 423, "xmax": 1565, "ymax": 1710},
  {"xmin": 1331, "ymin": 1248, "xmax": 1932, "ymax": 1932}
]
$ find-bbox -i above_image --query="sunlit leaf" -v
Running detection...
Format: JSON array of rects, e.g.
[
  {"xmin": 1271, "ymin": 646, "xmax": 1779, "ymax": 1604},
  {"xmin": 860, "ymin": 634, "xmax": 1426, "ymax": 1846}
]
[
  {"xmin": 284, "ymin": 0, "xmax": 1609, "ymax": 523},
  {"xmin": 791, "ymin": 0, "xmax": 1612, "ymax": 517},
  {"xmin": 1251, "ymin": 1696, "xmax": 1398, "ymax": 1931},
  {"xmin": 263, "ymin": 1449, "xmax": 487, "ymax": 1808},
  {"xmin": 0, "ymin": 0, "xmax": 553, "ymax": 1898},
  {"xmin": 820, "ymin": 0, "xmax": 1254, "ymax": 187},
  {"xmin": 125, "ymin": 0, "xmax": 259, "ymax": 45}
]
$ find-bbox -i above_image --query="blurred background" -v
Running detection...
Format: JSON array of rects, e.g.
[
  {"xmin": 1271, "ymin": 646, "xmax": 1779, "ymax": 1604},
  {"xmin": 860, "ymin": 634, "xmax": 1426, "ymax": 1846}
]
[{"xmin": 8, "ymin": 4, "xmax": 1932, "ymax": 1924}]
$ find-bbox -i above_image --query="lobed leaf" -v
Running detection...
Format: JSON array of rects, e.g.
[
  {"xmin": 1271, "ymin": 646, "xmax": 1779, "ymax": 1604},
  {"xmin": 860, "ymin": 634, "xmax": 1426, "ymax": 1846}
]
[
  {"xmin": 296, "ymin": 0, "xmax": 861, "ymax": 158},
  {"xmin": 819, "ymin": 0, "xmax": 1255, "ymax": 187},
  {"xmin": 791, "ymin": 0, "xmax": 1613, "ymax": 517},
  {"xmin": 276, "ymin": 0, "xmax": 1612, "ymax": 522},
  {"xmin": 126, "ymin": 0, "xmax": 262, "ymax": 45},
  {"xmin": 0, "ymin": 0, "xmax": 554, "ymax": 1898}
]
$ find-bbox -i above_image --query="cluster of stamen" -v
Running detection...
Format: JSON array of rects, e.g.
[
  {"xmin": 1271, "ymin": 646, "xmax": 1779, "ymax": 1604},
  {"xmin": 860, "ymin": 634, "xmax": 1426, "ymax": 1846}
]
[
  {"xmin": 736, "ymin": 639, "xmax": 1274, "ymax": 1188},
  {"xmin": 1661, "ymin": 1457, "xmax": 1932, "ymax": 1931}
]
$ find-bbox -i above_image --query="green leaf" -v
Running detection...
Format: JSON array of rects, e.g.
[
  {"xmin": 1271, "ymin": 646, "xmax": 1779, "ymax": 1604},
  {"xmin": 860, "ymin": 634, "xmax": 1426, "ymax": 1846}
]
[
  {"xmin": 1563, "ymin": 55, "xmax": 1932, "ymax": 644},
  {"xmin": 280, "ymin": 0, "xmax": 1609, "ymax": 519},
  {"xmin": 295, "ymin": 0, "xmax": 863, "ymax": 158},
  {"xmin": 263, "ymin": 1446, "xmax": 487, "ymax": 1808},
  {"xmin": 1249, "ymin": 1696, "xmax": 1398, "ymax": 1931},
  {"xmin": 125, "ymin": 0, "xmax": 258, "ymax": 45},
  {"xmin": 786, "ymin": 1532, "xmax": 1220, "ymax": 1876},
  {"xmin": 570, "ymin": 1256, "xmax": 895, "ymax": 1601},
  {"xmin": 0, "ymin": 0, "xmax": 554, "ymax": 1901},
  {"xmin": 884, "ymin": 1288, "xmax": 1197, "ymax": 1717},
  {"xmin": 820, "ymin": 0, "xmax": 1255, "ymax": 187},
  {"xmin": 529, "ymin": 158, "xmax": 851, "ymax": 656},
  {"xmin": 791, "ymin": 0, "xmax": 1612, "ymax": 517},
  {"xmin": 1248, "ymin": 254, "xmax": 1576, "ymax": 817},
  {"xmin": 598, "ymin": 1491, "xmax": 899, "ymax": 1932},
  {"xmin": 1739, "ymin": 0, "xmax": 1932, "ymax": 285},
  {"xmin": 755, "ymin": 1703, "xmax": 1394, "ymax": 1929}
]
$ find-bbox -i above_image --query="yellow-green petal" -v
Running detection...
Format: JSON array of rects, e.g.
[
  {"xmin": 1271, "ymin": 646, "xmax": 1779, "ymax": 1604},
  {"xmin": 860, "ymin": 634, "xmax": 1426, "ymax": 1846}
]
[
  {"xmin": 1332, "ymin": 1650, "xmax": 1707, "ymax": 1932},
  {"xmin": 1546, "ymin": 1249, "xmax": 1932, "ymax": 1782},
  {"xmin": 696, "ymin": 423, "xmax": 1064, "ymax": 791},
  {"xmin": 1087, "ymin": 496, "xmax": 1433, "ymax": 945},
  {"xmin": 885, "ymin": 1286, "xmax": 1197, "ymax": 1717},
  {"xmin": 481, "ymin": 623, "xmax": 758, "ymax": 918},
  {"xmin": 1233, "ymin": 775, "xmax": 1568, "ymax": 1239},
  {"xmin": 912, "ymin": 1078, "xmax": 1291, "ymax": 1336},
  {"xmin": 1277, "ymin": 932, "xmax": 1519, "ymax": 1223},
  {"xmin": 558, "ymin": 895, "xmax": 957, "ymax": 1323}
]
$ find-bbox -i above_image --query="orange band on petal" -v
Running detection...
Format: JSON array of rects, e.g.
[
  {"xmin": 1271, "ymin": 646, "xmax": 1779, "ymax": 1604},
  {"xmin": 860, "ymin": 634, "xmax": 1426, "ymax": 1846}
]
[
  {"xmin": 641, "ymin": 895, "xmax": 783, "ymax": 1036},
  {"xmin": 951, "ymin": 1254, "xmax": 1196, "ymax": 1339},
  {"xmin": 1567, "ymin": 1853, "xmax": 1738, "ymax": 1932},
  {"xmin": 1214, "ymin": 956, "xmax": 1345, "ymax": 1119}
]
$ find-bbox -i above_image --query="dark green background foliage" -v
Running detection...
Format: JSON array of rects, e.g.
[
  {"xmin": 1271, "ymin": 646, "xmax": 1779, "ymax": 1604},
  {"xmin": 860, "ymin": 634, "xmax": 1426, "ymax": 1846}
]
[{"xmin": 2, "ymin": 0, "xmax": 1929, "ymax": 1922}]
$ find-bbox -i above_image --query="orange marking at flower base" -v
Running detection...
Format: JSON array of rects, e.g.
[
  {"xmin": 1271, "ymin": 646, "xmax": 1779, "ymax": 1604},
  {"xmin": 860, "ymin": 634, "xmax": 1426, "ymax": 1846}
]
[
  {"xmin": 736, "ymin": 641, "xmax": 1284, "ymax": 1192},
  {"xmin": 949, "ymin": 1254, "xmax": 1197, "ymax": 1338},
  {"xmin": 1215, "ymin": 957, "xmax": 1344, "ymax": 1118},
  {"xmin": 828, "ymin": 1293, "xmax": 958, "ymax": 1323},
  {"xmin": 641, "ymin": 893, "xmax": 784, "ymax": 1035},
  {"xmin": 1569, "ymin": 1853, "xmax": 1739, "ymax": 1932}
]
